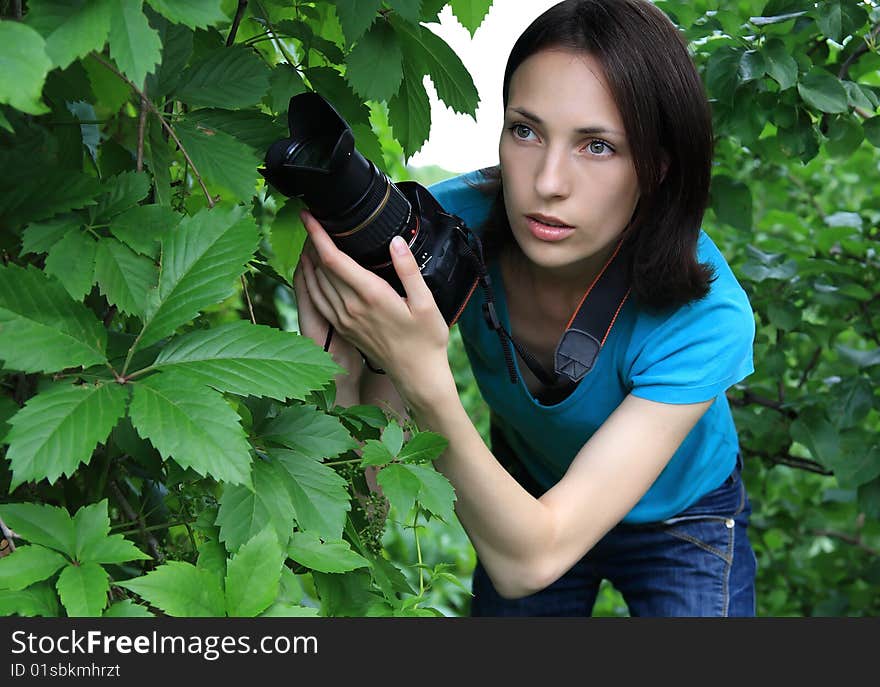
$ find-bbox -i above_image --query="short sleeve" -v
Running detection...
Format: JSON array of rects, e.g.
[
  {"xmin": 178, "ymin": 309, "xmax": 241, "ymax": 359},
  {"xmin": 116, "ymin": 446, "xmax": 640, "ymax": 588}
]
[
  {"xmin": 627, "ymin": 282, "xmax": 755, "ymax": 404},
  {"xmin": 427, "ymin": 170, "xmax": 492, "ymax": 231}
]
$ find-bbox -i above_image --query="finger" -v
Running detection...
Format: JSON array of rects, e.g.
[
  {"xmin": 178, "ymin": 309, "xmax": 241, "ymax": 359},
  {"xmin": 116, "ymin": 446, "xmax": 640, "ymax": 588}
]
[
  {"xmin": 300, "ymin": 251, "xmax": 342, "ymax": 330},
  {"xmin": 300, "ymin": 210, "xmax": 379, "ymax": 292},
  {"xmin": 389, "ymin": 236, "xmax": 436, "ymax": 313}
]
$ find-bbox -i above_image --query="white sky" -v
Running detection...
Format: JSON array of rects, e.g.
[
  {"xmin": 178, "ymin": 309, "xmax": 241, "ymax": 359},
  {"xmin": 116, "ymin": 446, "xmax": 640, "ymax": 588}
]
[{"xmin": 408, "ymin": 0, "xmax": 561, "ymax": 172}]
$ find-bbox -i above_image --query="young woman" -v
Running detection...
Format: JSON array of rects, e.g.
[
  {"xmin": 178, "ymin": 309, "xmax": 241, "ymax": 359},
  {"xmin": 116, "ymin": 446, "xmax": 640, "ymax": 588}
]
[{"xmin": 293, "ymin": 0, "xmax": 757, "ymax": 616}]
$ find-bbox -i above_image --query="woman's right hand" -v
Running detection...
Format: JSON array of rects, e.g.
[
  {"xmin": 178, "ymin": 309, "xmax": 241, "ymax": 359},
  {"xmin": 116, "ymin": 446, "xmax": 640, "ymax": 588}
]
[{"xmin": 293, "ymin": 242, "xmax": 364, "ymax": 402}]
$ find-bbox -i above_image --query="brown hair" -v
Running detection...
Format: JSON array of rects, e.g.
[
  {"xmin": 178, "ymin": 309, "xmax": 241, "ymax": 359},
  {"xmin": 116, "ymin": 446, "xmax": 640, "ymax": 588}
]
[{"xmin": 471, "ymin": 0, "xmax": 715, "ymax": 308}]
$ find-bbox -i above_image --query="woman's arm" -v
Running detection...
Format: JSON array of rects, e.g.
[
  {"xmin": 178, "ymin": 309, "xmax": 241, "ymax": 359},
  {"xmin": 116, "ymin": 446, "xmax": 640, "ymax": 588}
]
[
  {"xmin": 407, "ymin": 381, "xmax": 712, "ymax": 599},
  {"xmin": 299, "ymin": 210, "xmax": 712, "ymax": 599}
]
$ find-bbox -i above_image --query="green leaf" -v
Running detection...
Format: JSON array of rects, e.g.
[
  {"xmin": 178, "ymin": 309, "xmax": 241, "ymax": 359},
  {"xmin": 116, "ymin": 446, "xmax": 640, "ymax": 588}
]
[
  {"xmin": 0, "ymin": 21, "xmax": 52, "ymax": 115},
  {"xmin": 815, "ymin": 1, "xmax": 842, "ymax": 41},
  {"xmin": 148, "ymin": 15, "xmax": 193, "ymax": 98},
  {"xmin": 95, "ymin": 171, "xmax": 151, "ymax": 220},
  {"xmin": 0, "ymin": 264, "xmax": 107, "ymax": 373},
  {"xmin": 1, "ymin": 172, "xmax": 102, "ymax": 225},
  {"xmin": 104, "ymin": 599, "xmax": 154, "ymax": 617},
  {"xmin": 393, "ymin": 18, "xmax": 479, "ymax": 117},
  {"xmin": 0, "ymin": 546, "xmax": 69, "ymax": 591},
  {"xmin": 152, "ymin": 321, "xmax": 339, "ymax": 402},
  {"xmin": 381, "ymin": 421, "xmax": 405, "ymax": 456},
  {"xmin": 129, "ymin": 373, "xmax": 253, "ymax": 487},
  {"xmin": 44, "ymin": 230, "xmax": 98, "ymax": 301},
  {"xmin": 109, "ymin": 0, "xmax": 162, "ymax": 86},
  {"xmin": 272, "ymin": 448, "xmax": 351, "ymax": 540},
  {"xmin": 26, "ymin": 0, "xmax": 113, "ymax": 70},
  {"xmin": 217, "ymin": 458, "xmax": 296, "ymax": 552},
  {"xmin": 0, "ymin": 503, "xmax": 75, "ymax": 557},
  {"xmin": 196, "ymin": 539, "xmax": 227, "ymax": 580},
  {"xmin": 388, "ymin": 58, "xmax": 431, "ymax": 158},
  {"xmin": 176, "ymin": 46, "xmax": 270, "ymax": 108},
  {"xmin": 828, "ymin": 434, "xmax": 880, "ymax": 489},
  {"xmin": 791, "ymin": 409, "xmax": 840, "ymax": 467},
  {"xmin": 94, "ymin": 238, "xmax": 159, "ymax": 318},
  {"xmin": 81, "ymin": 535, "xmax": 151, "ymax": 565},
  {"xmin": 265, "ymin": 65, "xmax": 308, "ymax": 115},
  {"xmin": 766, "ymin": 301, "xmax": 801, "ymax": 330},
  {"xmin": 360, "ymin": 439, "xmax": 395, "ymax": 467},
  {"xmin": 70, "ymin": 500, "xmax": 111, "ymax": 561},
  {"xmin": 863, "ymin": 117, "xmax": 880, "ymax": 148},
  {"xmin": 110, "ymin": 204, "xmax": 179, "ymax": 258},
  {"xmin": 225, "ymin": 527, "xmax": 286, "ymax": 617},
  {"xmin": 56, "ymin": 562, "xmax": 109, "ymax": 617},
  {"xmin": 287, "ymin": 531, "xmax": 370, "ymax": 573},
  {"xmin": 306, "ymin": 66, "xmax": 372, "ymax": 128},
  {"xmin": 451, "ymin": 0, "xmax": 492, "ymax": 37},
  {"xmin": 387, "ymin": 0, "xmax": 422, "ymax": 24},
  {"xmin": 20, "ymin": 215, "xmax": 79, "ymax": 256},
  {"xmin": 798, "ymin": 69, "xmax": 849, "ymax": 113},
  {"xmin": 136, "ymin": 205, "xmax": 259, "ymax": 350},
  {"xmin": 262, "ymin": 404, "xmax": 358, "ymax": 459},
  {"xmin": 0, "ymin": 581, "xmax": 60, "ymax": 617},
  {"xmin": 399, "ymin": 431, "xmax": 448, "ymax": 464},
  {"xmin": 183, "ymin": 108, "xmax": 285, "ymax": 154},
  {"xmin": 739, "ymin": 50, "xmax": 766, "ymax": 82},
  {"xmin": 5, "ymin": 383, "xmax": 128, "ymax": 490},
  {"xmin": 146, "ymin": 0, "xmax": 227, "ymax": 29},
  {"xmin": 116, "ymin": 561, "xmax": 226, "ymax": 616},
  {"xmin": 345, "ymin": 21, "xmax": 403, "ymax": 101},
  {"xmin": 705, "ymin": 46, "xmax": 743, "ymax": 104},
  {"xmin": 711, "ymin": 175, "xmax": 753, "ymax": 231},
  {"xmin": 829, "ymin": 378, "xmax": 873, "ymax": 430},
  {"xmin": 334, "ymin": 0, "xmax": 382, "ymax": 44},
  {"xmin": 404, "ymin": 463, "xmax": 456, "ymax": 521},
  {"xmin": 175, "ymin": 119, "xmax": 260, "ymax": 201},
  {"xmin": 0, "ymin": 109, "xmax": 11, "ymax": 133},
  {"xmin": 376, "ymin": 463, "xmax": 421, "ymax": 518},
  {"xmin": 835, "ymin": 344, "xmax": 880, "ymax": 370}
]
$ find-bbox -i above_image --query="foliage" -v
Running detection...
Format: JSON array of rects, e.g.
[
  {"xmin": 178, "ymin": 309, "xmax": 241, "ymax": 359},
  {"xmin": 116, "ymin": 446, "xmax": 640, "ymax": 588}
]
[
  {"xmin": 0, "ymin": 0, "xmax": 491, "ymax": 618},
  {"xmin": 0, "ymin": 0, "xmax": 878, "ymax": 618}
]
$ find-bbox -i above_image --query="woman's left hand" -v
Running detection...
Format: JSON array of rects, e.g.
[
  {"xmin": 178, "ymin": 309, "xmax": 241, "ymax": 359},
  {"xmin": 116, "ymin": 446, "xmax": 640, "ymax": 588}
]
[{"xmin": 298, "ymin": 209, "xmax": 453, "ymax": 406}]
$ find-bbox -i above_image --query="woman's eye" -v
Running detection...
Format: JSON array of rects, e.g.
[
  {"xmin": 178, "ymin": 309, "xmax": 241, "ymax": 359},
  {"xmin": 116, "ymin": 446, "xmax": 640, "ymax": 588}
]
[
  {"xmin": 586, "ymin": 140, "xmax": 612, "ymax": 155},
  {"xmin": 511, "ymin": 124, "xmax": 534, "ymax": 140}
]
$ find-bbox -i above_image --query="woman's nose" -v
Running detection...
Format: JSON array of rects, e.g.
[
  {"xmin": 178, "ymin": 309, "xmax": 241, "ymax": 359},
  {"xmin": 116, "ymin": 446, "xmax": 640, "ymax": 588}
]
[{"xmin": 534, "ymin": 148, "xmax": 571, "ymax": 199}]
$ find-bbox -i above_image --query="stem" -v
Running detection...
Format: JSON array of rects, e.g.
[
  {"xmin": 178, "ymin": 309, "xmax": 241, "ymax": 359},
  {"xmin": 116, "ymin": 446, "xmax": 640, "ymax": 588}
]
[
  {"xmin": 90, "ymin": 52, "xmax": 215, "ymax": 209},
  {"xmin": 0, "ymin": 516, "xmax": 17, "ymax": 554},
  {"xmin": 110, "ymin": 479, "xmax": 165, "ymax": 564},
  {"xmin": 117, "ymin": 520, "xmax": 194, "ymax": 537},
  {"xmin": 413, "ymin": 508, "xmax": 424, "ymax": 596},
  {"xmin": 255, "ymin": 0, "xmax": 299, "ymax": 66},
  {"xmin": 227, "ymin": 0, "xmax": 249, "ymax": 46},
  {"xmin": 241, "ymin": 273, "xmax": 256, "ymax": 324},
  {"xmin": 838, "ymin": 23, "xmax": 880, "ymax": 80},
  {"xmin": 136, "ymin": 84, "xmax": 148, "ymax": 172}
]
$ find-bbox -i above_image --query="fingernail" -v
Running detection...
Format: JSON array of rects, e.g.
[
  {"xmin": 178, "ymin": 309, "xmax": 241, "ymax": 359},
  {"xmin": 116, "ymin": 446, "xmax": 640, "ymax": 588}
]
[{"xmin": 391, "ymin": 236, "xmax": 407, "ymax": 255}]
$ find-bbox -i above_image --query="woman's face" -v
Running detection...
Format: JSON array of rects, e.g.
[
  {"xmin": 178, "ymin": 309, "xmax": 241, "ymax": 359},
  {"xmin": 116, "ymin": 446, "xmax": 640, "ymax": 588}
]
[{"xmin": 499, "ymin": 49, "xmax": 640, "ymax": 283}]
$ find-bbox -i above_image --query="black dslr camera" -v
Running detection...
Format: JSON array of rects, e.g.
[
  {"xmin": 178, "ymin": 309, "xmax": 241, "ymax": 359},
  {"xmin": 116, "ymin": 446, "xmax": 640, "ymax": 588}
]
[{"xmin": 260, "ymin": 92, "xmax": 484, "ymax": 326}]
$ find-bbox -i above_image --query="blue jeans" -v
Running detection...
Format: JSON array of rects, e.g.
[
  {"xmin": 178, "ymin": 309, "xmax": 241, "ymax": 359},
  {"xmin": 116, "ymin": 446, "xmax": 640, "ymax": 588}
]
[{"xmin": 469, "ymin": 453, "xmax": 757, "ymax": 617}]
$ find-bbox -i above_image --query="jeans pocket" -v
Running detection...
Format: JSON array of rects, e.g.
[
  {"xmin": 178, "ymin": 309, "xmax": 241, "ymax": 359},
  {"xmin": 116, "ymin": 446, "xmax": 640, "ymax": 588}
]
[{"xmin": 661, "ymin": 515, "xmax": 736, "ymax": 564}]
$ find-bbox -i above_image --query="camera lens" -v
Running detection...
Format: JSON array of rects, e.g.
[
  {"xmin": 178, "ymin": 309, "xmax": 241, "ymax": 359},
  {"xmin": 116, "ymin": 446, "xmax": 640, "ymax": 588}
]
[{"xmin": 261, "ymin": 93, "xmax": 419, "ymax": 271}]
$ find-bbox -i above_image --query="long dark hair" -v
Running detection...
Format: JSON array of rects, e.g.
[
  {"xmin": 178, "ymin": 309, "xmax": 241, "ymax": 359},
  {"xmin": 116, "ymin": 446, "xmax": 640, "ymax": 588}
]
[{"xmin": 472, "ymin": 0, "xmax": 715, "ymax": 309}]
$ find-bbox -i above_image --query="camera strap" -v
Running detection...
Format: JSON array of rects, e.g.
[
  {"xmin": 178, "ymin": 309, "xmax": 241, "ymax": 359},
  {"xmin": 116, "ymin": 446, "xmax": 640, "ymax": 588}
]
[{"xmin": 477, "ymin": 237, "xmax": 632, "ymax": 391}]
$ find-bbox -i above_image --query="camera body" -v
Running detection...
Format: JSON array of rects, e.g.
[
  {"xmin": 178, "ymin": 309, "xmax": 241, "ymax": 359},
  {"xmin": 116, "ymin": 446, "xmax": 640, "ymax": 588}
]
[{"xmin": 260, "ymin": 92, "xmax": 481, "ymax": 326}]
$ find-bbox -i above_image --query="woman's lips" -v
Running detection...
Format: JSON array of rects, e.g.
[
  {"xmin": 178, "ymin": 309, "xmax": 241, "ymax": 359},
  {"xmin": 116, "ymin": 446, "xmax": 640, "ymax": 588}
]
[{"xmin": 526, "ymin": 216, "xmax": 575, "ymax": 242}]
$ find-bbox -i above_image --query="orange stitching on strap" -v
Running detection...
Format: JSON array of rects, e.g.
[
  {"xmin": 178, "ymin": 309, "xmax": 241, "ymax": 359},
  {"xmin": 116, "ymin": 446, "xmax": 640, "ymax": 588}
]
[
  {"xmin": 564, "ymin": 238, "xmax": 626, "ymax": 330},
  {"xmin": 601, "ymin": 286, "xmax": 631, "ymax": 346}
]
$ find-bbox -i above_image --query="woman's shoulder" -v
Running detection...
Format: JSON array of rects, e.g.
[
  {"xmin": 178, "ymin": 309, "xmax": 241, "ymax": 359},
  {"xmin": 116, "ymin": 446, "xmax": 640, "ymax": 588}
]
[{"xmin": 427, "ymin": 169, "xmax": 494, "ymax": 230}]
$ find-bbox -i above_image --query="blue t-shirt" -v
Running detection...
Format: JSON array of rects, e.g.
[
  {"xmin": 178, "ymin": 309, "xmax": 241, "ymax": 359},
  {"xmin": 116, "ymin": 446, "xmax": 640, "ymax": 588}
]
[{"xmin": 428, "ymin": 170, "xmax": 755, "ymax": 523}]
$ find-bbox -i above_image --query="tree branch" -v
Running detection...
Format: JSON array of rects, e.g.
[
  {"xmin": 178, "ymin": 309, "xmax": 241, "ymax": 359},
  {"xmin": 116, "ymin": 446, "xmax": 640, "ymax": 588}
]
[
  {"xmin": 749, "ymin": 449, "xmax": 834, "ymax": 475},
  {"xmin": 90, "ymin": 52, "xmax": 216, "ymax": 208},
  {"xmin": 727, "ymin": 389, "xmax": 798, "ymax": 419},
  {"xmin": 798, "ymin": 346, "xmax": 823, "ymax": 388},
  {"xmin": 240, "ymin": 274, "xmax": 256, "ymax": 324},
  {"xmin": 838, "ymin": 22, "xmax": 880, "ymax": 80},
  {"xmin": 0, "ymin": 515, "xmax": 17, "ymax": 555},
  {"xmin": 136, "ymin": 84, "xmax": 148, "ymax": 172},
  {"xmin": 810, "ymin": 528, "xmax": 880, "ymax": 557},
  {"xmin": 109, "ymin": 479, "xmax": 165, "ymax": 565},
  {"xmin": 227, "ymin": 0, "xmax": 249, "ymax": 46}
]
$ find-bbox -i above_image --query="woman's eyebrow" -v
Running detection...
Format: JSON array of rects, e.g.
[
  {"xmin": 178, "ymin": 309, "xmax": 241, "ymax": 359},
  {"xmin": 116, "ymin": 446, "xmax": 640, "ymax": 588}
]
[{"xmin": 507, "ymin": 106, "xmax": 623, "ymax": 137}]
